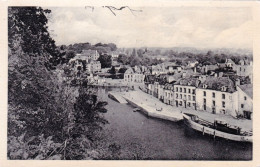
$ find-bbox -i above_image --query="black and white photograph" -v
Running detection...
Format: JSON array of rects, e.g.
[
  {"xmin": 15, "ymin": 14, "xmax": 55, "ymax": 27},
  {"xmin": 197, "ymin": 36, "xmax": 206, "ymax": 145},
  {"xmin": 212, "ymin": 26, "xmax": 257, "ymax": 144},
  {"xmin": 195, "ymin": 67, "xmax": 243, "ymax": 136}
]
[{"xmin": 1, "ymin": 0, "xmax": 259, "ymax": 165}]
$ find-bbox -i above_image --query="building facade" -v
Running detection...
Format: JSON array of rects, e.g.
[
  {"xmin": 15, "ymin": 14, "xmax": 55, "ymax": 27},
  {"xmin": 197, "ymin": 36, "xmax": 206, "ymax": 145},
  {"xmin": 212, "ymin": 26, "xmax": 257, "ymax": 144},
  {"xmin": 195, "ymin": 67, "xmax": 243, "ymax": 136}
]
[
  {"xmin": 163, "ymin": 83, "xmax": 174, "ymax": 105},
  {"xmin": 86, "ymin": 60, "xmax": 101, "ymax": 73},
  {"xmin": 124, "ymin": 66, "xmax": 145, "ymax": 84},
  {"xmin": 237, "ymin": 84, "xmax": 253, "ymax": 119},
  {"xmin": 174, "ymin": 78, "xmax": 197, "ymax": 110},
  {"xmin": 196, "ymin": 77, "xmax": 238, "ymax": 117}
]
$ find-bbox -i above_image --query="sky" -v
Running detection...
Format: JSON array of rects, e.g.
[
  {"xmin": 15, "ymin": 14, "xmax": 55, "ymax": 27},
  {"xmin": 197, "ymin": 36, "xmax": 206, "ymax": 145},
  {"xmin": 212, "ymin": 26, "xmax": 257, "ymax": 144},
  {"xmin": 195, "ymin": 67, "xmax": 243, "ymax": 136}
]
[{"xmin": 47, "ymin": 7, "xmax": 253, "ymax": 49}]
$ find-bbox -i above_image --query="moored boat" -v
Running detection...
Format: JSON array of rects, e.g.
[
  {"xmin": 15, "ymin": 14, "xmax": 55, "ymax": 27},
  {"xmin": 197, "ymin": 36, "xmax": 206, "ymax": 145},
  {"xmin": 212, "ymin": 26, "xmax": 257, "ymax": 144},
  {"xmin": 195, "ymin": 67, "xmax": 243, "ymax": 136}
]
[
  {"xmin": 133, "ymin": 108, "xmax": 141, "ymax": 112},
  {"xmin": 183, "ymin": 113, "xmax": 252, "ymax": 143}
]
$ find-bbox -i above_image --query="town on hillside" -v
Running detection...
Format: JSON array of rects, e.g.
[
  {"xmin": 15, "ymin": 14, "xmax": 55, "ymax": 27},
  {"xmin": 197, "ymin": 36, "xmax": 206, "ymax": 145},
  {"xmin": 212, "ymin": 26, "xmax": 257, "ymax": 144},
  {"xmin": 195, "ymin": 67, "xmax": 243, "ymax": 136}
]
[
  {"xmin": 61, "ymin": 44, "xmax": 253, "ymax": 121},
  {"xmin": 7, "ymin": 6, "xmax": 254, "ymax": 161}
]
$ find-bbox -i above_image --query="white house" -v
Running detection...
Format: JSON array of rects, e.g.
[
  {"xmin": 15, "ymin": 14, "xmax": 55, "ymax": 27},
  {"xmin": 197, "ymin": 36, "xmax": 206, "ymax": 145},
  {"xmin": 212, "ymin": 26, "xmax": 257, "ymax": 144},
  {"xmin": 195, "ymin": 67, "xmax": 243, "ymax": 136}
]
[
  {"xmin": 196, "ymin": 77, "xmax": 238, "ymax": 117},
  {"xmin": 174, "ymin": 77, "xmax": 197, "ymax": 110},
  {"xmin": 86, "ymin": 60, "xmax": 101, "ymax": 73},
  {"xmin": 81, "ymin": 49, "xmax": 100, "ymax": 60},
  {"xmin": 163, "ymin": 83, "xmax": 174, "ymax": 105},
  {"xmin": 237, "ymin": 84, "xmax": 253, "ymax": 119},
  {"xmin": 124, "ymin": 66, "xmax": 145, "ymax": 84}
]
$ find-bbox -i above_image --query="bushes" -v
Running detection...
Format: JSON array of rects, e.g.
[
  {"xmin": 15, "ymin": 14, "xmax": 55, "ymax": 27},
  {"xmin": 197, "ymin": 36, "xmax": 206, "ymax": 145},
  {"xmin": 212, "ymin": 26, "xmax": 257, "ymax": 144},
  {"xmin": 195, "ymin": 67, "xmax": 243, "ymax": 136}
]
[{"xmin": 8, "ymin": 7, "xmax": 111, "ymax": 160}]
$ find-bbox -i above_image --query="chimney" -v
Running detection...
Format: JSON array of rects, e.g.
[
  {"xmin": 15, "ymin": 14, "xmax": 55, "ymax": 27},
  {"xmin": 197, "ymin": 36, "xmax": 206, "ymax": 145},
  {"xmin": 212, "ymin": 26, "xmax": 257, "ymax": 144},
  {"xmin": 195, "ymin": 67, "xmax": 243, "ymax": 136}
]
[{"xmin": 194, "ymin": 67, "xmax": 197, "ymax": 73}]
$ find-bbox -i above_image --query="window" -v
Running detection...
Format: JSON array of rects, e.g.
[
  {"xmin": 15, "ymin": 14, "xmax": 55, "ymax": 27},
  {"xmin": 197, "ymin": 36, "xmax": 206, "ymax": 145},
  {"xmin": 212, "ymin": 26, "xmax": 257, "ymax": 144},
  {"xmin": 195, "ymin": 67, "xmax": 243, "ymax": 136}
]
[
  {"xmin": 244, "ymin": 96, "xmax": 247, "ymax": 100},
  {"xmin": 180, "ymin": 94, "xmax": 182, "ymax": 99},
  {"xmin": 213, "ymin": 100, "xmax": 215, "ymax": 106},
  {"xmin": 184, "ymin": 88, "xmax": 186, "ymax": 93},
  {"xmin": 188, "ymin": 95, "xmax": 191, "ymax": 100},
  {"xmin": 222, "ymin": 101, "xmax": 225, "ymax": 108},
  {"xmin": 193, "ymin": 96, "xmax": 195, "ymax": 101},
  {"xmin": 203, "ymin": 98, "xmax": 206, "ymax": 104},
  {"xmin": 180, "ymin": 88, "xmax": 182, "ymax": 92},
  {"xmin": 176, "ymin": 93, "xmax": 178, "ymax": 98},
  {"xmin": 188, "ymin": 89, "xmax": 191, "ymax": 93},
  {"xmin": 241, "ymin": 104, "xmax": 244, "ymax": 108},
  {"xmin": 176, "ymin": 87, "xmax": 178, "ymax": 92},
  {"xmin": 212, "ymin": 92, "xmax": 215, "ymax": 98},
  {"xmin": 184, "ymin": 95, "xmax": 186, "ymax": 99},
  {"xmin": 221, "ymin": 86, "xmax": 227, "ymax": 92},
  {"xmin": 203, "ymin": 91, "xmax": 206, "ymax": 96},
  {"xmin": 192, "ymin": 89, "xmax": 195, "ymax": 94},
  {"xmin": 222, "ymin": 94, "xmax": 225, "ymax": 99}
]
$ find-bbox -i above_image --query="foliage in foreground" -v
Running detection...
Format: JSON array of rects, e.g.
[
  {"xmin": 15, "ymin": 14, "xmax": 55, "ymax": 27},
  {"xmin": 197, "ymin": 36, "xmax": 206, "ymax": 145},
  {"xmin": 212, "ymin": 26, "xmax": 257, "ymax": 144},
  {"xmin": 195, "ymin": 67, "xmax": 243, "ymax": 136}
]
[{"xmin": 7, "ymin": 7, "xmax": 115, "ymax": 160}]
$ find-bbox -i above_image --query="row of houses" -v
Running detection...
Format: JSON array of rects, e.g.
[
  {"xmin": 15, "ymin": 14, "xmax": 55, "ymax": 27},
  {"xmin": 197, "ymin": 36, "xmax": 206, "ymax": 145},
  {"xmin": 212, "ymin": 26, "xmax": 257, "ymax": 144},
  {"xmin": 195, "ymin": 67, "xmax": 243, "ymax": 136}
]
[{"xmin": 144, "ymin": 74, "xmax": 253, "ymax": 120}]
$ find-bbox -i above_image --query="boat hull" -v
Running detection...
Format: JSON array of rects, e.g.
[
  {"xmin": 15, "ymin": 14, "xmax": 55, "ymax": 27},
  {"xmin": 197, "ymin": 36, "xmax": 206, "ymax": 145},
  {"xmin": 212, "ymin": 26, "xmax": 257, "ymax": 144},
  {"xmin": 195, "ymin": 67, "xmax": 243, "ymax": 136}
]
[{"xmin": 183, "ymin": 114, "xmax": 252, "ymax": 143}]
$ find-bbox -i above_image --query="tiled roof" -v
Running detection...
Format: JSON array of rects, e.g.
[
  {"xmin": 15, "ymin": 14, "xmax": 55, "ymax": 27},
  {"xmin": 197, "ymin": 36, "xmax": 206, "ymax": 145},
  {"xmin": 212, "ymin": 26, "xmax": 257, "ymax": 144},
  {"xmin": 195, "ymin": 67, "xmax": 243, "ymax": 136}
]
[
  {"xmin": 155, "ymin": 74, "xmax": 168, "ymax": 85},
  {"xmin": 125, "ymin": 68, "xmax": 134, "ymax": 74},
  {"xmin": 144, "ymin": 75, "xmax": 156, "ymax": 84},
  {"xmin": 164, "ymin": 83, "xmax": 174, "ymax": 90},
  {"xmin": 198, "ymin": 77, "xmax": 236, "ymax": 93},
  {"xmin": 175, "ymin": 77, "xmax": 198, "ymax": 87},
  {"xmin": 125, "ymin": 66, "xmax": 142, "ymax": 74},
  {"xmin": 238, "ymin": 84, "xmax": 253, "ymax": 99}
]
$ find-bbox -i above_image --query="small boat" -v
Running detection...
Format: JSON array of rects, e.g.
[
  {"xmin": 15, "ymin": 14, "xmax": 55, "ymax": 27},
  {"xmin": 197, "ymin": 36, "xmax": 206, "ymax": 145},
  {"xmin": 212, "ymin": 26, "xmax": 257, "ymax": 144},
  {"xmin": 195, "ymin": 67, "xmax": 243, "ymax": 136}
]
[
  {"xmin": 133, "ymin": 108, "xmax": 141, "ymax": 112},
  {"xmin": 183, "ymin": 113, "xmax": 252, "ymax": 143}
]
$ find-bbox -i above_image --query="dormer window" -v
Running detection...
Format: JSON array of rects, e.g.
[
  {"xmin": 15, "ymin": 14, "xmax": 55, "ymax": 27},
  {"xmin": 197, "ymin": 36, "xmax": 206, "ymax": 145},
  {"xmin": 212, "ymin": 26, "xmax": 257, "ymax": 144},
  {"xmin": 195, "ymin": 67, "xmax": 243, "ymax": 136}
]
[
  {"xmin": 221, "ymin": 86, "xmax": 227, "ymax": 92},
  {"xmin": 188, "ymin": 81, "xmax": 192, "ymax": 86},
  {"xmin": 203, "ymin": 84, "xmax": 208, "ymax": 89}
]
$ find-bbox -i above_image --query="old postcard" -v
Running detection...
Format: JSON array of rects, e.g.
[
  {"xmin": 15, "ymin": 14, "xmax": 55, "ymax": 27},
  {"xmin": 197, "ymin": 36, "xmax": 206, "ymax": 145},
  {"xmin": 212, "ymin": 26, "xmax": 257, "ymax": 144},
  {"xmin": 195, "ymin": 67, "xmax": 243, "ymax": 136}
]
[{"xmin": 0, "ymin": 0, "xmax": 260, "ymax": 166}]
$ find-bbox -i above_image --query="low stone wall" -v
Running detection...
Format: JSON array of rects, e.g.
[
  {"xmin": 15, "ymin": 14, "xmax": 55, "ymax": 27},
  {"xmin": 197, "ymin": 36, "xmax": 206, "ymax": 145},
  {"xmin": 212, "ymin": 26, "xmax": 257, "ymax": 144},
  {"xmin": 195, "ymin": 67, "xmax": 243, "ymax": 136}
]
[{"xmin": 123, "ymin": 94, "xmax": 182, "ymax": 122}]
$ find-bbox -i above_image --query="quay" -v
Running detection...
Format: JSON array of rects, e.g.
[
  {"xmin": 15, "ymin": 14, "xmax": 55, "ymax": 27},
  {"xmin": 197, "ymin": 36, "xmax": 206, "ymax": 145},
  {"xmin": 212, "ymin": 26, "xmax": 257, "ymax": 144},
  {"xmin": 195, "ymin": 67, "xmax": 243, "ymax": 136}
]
[
  {"xmin": 117, "ymin": 91, "xmax": 183, "ymax": 122},
  {"xmin": 108, "ymin": 91, "xmax": 128, "ymax": 104},
  {"xmin": 111, "ymin": 90, "xmax": 252, "ymax": 131}
]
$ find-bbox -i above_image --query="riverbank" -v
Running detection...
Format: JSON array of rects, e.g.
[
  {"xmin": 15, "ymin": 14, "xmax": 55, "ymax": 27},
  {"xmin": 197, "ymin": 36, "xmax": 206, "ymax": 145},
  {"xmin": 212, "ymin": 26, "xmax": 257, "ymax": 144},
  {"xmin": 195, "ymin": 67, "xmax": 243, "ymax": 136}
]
[
  {"xmin": 117, "ymin": 90, "xmax": 252, "ymax": 131},
  {"xmin": 99, "ymin": 87, "xmax": 252, "ymax": 160},
  {"xmin": 119, "ymin": 91, "xmax": 183, "ymax": 122}
]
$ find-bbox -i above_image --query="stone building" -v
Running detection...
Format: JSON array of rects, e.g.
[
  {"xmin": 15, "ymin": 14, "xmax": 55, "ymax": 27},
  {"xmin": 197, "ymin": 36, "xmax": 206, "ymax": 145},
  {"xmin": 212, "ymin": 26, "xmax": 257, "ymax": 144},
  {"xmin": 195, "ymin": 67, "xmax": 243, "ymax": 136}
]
[
  {"xmin": 196, "ymin": 77, "xmax": 238, "ymax": 117},
  {"xmin": 174, "ymin": 77, "xmax": 197, "ymax": 110},
  {"xmin": 237, "ymin": 84, "xmax": 253, "ymax": 119},
  {"xmin": 124, "ymin": 66, "xmax": 145, "ymax": 84}
]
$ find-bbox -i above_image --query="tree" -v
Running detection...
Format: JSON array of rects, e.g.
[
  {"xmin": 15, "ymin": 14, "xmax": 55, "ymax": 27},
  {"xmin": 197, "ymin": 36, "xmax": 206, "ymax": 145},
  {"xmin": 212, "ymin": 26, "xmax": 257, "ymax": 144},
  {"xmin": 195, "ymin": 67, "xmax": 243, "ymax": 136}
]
[
  {"xmin": 8, "ymin": 7, "xmax": 64, "ymax": 70},
  {"xmin": 8, "ymin": 7, "xmax": 112, "ymax": 160},
  {"xmin": 97, "ymin": 54, "xmax": 112, "ymax": 68},
  {"xmin": 109, "ymin": 66, "xmax": 116, "ymax": 75},
  {"xmin": 118, "ymin": 67, "xmax": 127, "ymax": 74},
  {"xmin": 117, "ymin": 54, "xmax": 129, "ymax": 64}
]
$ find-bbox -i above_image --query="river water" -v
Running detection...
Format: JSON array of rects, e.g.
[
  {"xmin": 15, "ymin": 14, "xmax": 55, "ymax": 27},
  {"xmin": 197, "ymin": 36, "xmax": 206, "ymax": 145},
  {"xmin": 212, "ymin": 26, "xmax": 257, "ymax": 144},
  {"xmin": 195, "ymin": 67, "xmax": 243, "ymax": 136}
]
[{"xmin": 97, "ymin": 87, "xmax": 252, "ymax": 160}]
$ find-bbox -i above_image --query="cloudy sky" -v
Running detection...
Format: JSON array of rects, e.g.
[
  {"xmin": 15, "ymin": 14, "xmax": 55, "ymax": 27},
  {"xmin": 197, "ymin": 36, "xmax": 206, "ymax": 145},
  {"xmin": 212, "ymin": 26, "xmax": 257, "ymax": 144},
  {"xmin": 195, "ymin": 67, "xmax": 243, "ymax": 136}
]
[{"xmin": 47, "ymin": 7, "xmax": 253, "ymax": 49}]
